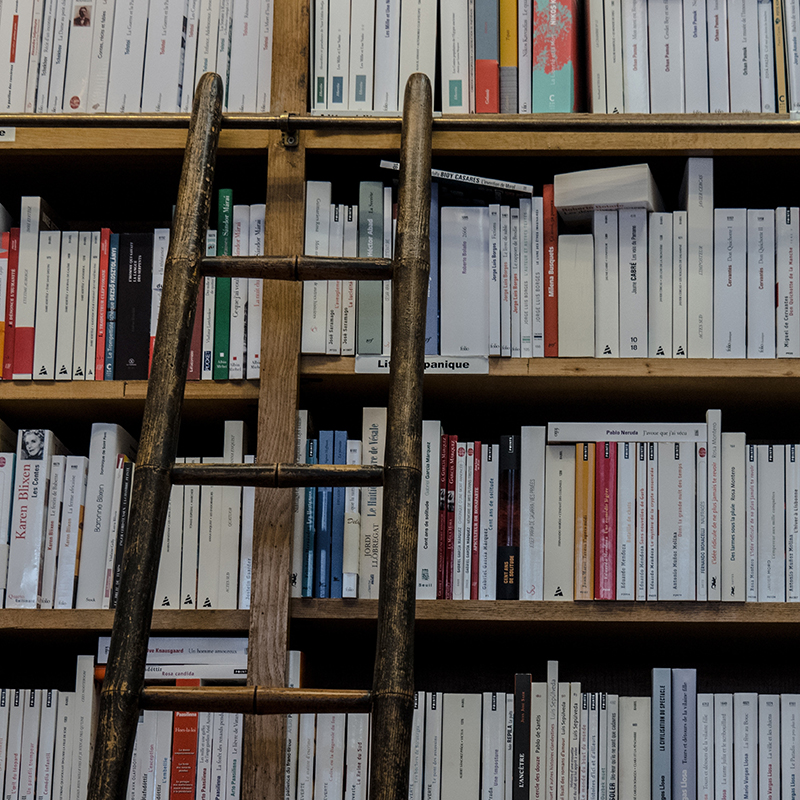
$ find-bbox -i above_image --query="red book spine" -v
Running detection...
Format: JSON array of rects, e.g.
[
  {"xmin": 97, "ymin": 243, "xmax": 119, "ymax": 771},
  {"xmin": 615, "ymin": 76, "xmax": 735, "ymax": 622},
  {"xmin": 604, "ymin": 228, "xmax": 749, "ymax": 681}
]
[
  {"xmin": 470, "ymin": 441, "xmax": 482, "ymax": 599},
  {"xmin": 0, "ymin": 231, "xmax": 8, "ymax": 362},
  {"xmin": 170, "ymin": 679, "xmax": 200, "ymax": 800},
  {"xmin": 3, "ymin": 230, "xmax": 20, "ymax": 381},
  {"xmin": 187, "ymin": 278, "xmax": 204, "ymax": 380},
  {"xmin": 437, "ymin": 432, "xmax": 449, "ymax": 599},
  {"xmin": 475, "ymin": 60, "xmax": 500, "ymax": 112},
  {"xmin": 95, "ymin": 229, "xmax": 110, "ymax": 380},
  {"xmin": 594, "ymin": 441, "xmax": 617, "ymax": 599},
  {"xmin": 445, "ymin": 435, "xmax": 458, "ymax": 600},
  {"xmin": 542, "ymin": 184, "xmax": 558, "ymax": 356}
]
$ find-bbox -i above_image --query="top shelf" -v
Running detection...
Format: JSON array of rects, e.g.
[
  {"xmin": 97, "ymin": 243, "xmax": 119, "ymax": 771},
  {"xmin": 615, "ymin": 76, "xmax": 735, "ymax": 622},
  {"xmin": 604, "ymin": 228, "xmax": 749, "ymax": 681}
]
[{"xmin": 4, "ymin": 114, "xmax": 800, "ymax": 155}]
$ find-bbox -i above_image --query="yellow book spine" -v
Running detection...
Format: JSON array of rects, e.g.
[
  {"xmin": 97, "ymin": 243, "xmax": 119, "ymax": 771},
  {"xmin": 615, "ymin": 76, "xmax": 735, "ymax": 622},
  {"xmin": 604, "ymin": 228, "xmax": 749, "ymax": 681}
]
[{"xmin": 499, "ymin": 0, "xmax": 518, "ymax": 67}]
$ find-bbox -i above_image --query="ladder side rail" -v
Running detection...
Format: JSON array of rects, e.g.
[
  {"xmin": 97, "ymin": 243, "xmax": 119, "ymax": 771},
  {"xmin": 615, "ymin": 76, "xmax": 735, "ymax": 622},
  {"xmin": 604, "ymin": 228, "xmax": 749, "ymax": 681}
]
[
  {"xmin": 87, "ymin": 72, "xmax": 224, "ymax": 800},
  {"xmin": 369, "ymin": 72, "xmax": 433, "ymax": 800}
]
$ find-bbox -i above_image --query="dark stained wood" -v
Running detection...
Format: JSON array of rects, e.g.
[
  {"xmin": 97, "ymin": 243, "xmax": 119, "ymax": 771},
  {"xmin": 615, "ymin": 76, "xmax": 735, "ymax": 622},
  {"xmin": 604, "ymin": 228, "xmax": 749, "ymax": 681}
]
[
  {"xmin": 87, "ymin": 74, "xmax": 223, "ymax": 800},
  {"xmin": 368, "ymin": 73, "xmax": 433, "ymax": 800},
  {"xmin": 169, "ymin": 462, "xmax": 384, "ymax": 486},
  {"xmin": 200, "ymin": 254, "xmax": 393, "ymax": 280},
  {"xmin": 141, "ymin": 686, "xmax": 372, "ymax": 714}
]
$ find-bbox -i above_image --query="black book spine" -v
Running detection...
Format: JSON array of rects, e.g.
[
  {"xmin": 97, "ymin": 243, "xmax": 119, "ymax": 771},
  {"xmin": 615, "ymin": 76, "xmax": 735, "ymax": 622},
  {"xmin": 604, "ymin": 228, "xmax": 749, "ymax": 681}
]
[
  {"xmin": 497, "ymin": 434, "xmax": 520, "ymax": 599},
  {"xmin": 114, "ymin": 232, "xmax": 153, "ymax": 380},
  {"xmin": 513, "ymin": 673, "xmax": 532, "ymax": 800}
]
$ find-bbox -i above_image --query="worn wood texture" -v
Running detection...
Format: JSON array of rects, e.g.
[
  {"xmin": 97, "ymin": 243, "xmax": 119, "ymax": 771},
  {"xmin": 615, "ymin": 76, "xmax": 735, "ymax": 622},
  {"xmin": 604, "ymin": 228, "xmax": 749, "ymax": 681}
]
[
  {"xmin": 141, "ymin": 686, "xmax": 372, "ymax": 714},
  {"xmin": 201, "ymin": 254, "xmax": 393, "ymax": 279},
  {"xmin": 242, "ymin": 132, "xmax": 306, "ymax": 800},
  {"xmin": 86, "ymin": 74, "xmax": 223, "ymax": 800},
  {"xmin": 170, "ymin": 462, "xmax": 384, "ymax": 486},
  {"xmin": 368, "ymin": 74, "xmax": 433, "ymax": 800}
]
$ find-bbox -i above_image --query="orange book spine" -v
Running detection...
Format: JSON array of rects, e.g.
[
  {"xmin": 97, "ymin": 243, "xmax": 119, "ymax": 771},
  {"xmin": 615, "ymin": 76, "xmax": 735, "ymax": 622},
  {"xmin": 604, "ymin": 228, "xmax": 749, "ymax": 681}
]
[{"xmin": 573, "ymin": 442, "xmax": 595, "ymax": 600}]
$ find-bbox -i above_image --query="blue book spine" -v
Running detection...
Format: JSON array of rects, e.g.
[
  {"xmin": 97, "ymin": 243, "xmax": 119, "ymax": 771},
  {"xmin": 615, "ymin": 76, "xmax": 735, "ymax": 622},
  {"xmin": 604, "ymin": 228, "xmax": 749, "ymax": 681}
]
[
  {"xmin": 329, "ymin": 430, "xmax": 347, "ymax": 598},
  {"xmin": 315, "ymin": 431, "xmax": 334, "ymax": 598},
  {"xmin": 425, "ymin": 182, "xmax": 440, "ymax": 354},
  {"xmin": 105, "ymin": 233, "xmax": 119, "ymax": 380},
  {"xmin": 302, "ymin": 439, "xmax": 318, "ymax": 597}
]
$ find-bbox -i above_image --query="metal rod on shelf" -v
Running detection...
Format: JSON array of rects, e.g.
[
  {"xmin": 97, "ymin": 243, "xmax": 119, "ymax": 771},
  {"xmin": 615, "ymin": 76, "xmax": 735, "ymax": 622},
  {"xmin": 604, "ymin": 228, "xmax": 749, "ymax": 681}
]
[
  {"xmin": 169, "ymin": 462, "xmax": 384, "ymax": 487},
  {"xmin": 200, "ymin": 254, "xmax": 393, "ymax": 280},
  {"xmin": 368, "ymin": 72, "xmax": 432, "ymax": 800},
  {"xmin": 140, "ymin": 686, "xmax": 373, "ymax": 714},
  {"xmin": 86, "ymin": 73, "xmax": 223, "ymax": 800}
]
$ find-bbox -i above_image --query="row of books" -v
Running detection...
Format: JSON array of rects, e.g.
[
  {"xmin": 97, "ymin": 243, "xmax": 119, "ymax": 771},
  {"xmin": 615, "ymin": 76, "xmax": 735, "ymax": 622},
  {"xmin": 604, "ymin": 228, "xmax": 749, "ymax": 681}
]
[
  {"xmin": 295, "ymin": 406, "xmax": 800, "ymax": 603},
  {"xmin": 0, "ymin": 419, "xmax": 256, "ymax": 611},
  {"xmin": 311, "ymin": 0, "xmax": 792, "ymax": 115},
  {"xmin": 0, "ymin": 656, "xmax": 96, "ymax": 800},
  {"xmin": 303, "ymin": 158, "xmax": 755, "ymax": 361},
  {"xmin": 0, "ymin": 0, "xmax": 274, "ymax": 114},
  {"xmin": 0, "ymin": 193, "xmax": 264, "ymax": 382},
  {"xmin": 285, "ymin": 659, "xmax": 800, "ymax": 800}
]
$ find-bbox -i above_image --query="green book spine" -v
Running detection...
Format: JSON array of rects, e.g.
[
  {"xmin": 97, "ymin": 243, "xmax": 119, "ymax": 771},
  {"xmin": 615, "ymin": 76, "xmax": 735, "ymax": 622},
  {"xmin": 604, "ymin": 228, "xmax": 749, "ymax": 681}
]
[
  {"xmin": 357, "ymin": 181, "xmax": 384, "ymax": 355},
  {"xmin": 214, "ymin": 189, "xmax": 233, "ymax": 379}
]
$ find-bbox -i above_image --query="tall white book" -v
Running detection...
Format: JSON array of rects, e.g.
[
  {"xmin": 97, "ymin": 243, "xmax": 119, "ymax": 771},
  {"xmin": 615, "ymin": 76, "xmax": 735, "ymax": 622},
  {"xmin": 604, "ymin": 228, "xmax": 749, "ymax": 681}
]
[
  {"xmin": 648, "ymin": 212, "xmax": 673, "ymax": 358},
  {"xmin": 721, "ymin": 431, "xmax": 746, "ymax": 602},
  {"xmin": 45, "ymin": 0, "xmax": 71, "ymax": 112},
  {"xmin": 593, "ymin": 210, "xmax": 619, "ymax": 358},
  {"xmin": 398, "ymin": 0, "xmax": 436, "ymax": 109},
  {"xmin": 179, "ymin": 0, "xmax": 202, "ymax": 112},
  {"xmin": 647, "ymin": 0, "xmax": 684, "ymax": 111},
  {"xmin": 84, "ymin": 230, "xmax": 101, "ymax": 380},
  {"xmin": 255, "ymin": 0, "xmax": 274, "ymax": 111},
  {"xmin": 758, "ymin": 695, "xmax": 779, "ymax": 800},
  {"xmin": 604, "ymin": 0, "xmax": 624, "ymax": 111},
  {"xmin": 301, "ymin": 181, "xmax": 331, "ymax": 354},
  {"xmin": 683, "ymin": 0, "xmax": 709, "ymax": 110},
  {"xmin": 621, "ymin": 0, "xmax": 649, "ymax": 111},
  {"xmin": 326, "ymin": 0, "xmax": 351, "ymax": 109},
  {"xmin": 0, "ymin": 0, "xmax": 35, "ymax": 112},
  {"xmin": 32, "ymin": 230, "xmax": 62, "ymax": 380},
  {"xmin": 758, "ymin": 0, "xmax": 776, "ymax": 111},
  {"xmin": 54, "ymin": 455, "xmax": 88, "ymax": 609},
  {"xmin": 758, "ymin": 444, "xmax": 785, "ymax": 601},
  {"xmin": 440, "ymin": 207, "xmax": 490, "ymax": 356},
  {"xmin": 72, "ymin": 655, "xmax": 97, "ymax": 800},
  {"xmin": 616, "ymin": 442, "xmax": 636, "ymax": 600},
  {"xmin": 25, "ymin": 0, "xmax": 46, "ymax": 114},
  {"xmin": 696, "ymin": 441, "xmax": 708, "ymax": 601},
  {"xmin": 777, "ymin": 207, "xmax": 800, "ymax": 357},
  {"xmin": 247, "ymin": 203, "xmax": 265, "ymax": 379},
  {"xmin": 746, "ymin": 444, "xmax": 757, "ymax": 601},
  {"xmin": 229, "ymin": 208, "xmax": 248, "ymax": 380},
  {"xmin": 106, "ymin": 0, "xmax": 150, "ymax": 112},
  {"xmin": 71, "ymin": 231, "xmax": 92, "ymax": 380},
  {"xmin": 347, "ymin": 0, "xmax": 375, "ymax": 110},
  {"xmin": 227, "ymin": 0, "xmax": 261, "ymax": 111},
  {"xmin": 783, "ymin": 696, "xmax": 800, "ymax": 800},
  {"xmin": 672, "ymin": 210, "xmax": 688, "ymax": 356},
  {"xmin": 373, "ymin": 0, "xmax": 400, "ymax": 110},
  {"xmin": 325, "ymin": 204, "xmax": 344, "ymax": 355},
  {"xmin": 587, "ymin": 0, "xmax": 606, "ymax": 111},
  {"xmin": 238, "ymin": 453, "xmax": 256, "ymax": 608},
  {"xmin": 36, "ymin": 688, "xmax": 59, "ymax": 800},
  {"xmin": 543, "ymin": 445, "xmax": 576, "ymax": 601},
  {"xmin": 787, "ymin": 445, "xmax": 800, "ymax": 602},
  {"xmin": 618, "ymin": 697, "xmax": 650, "ymax": 800},
  {"xmin": 488, "ymin": 204, "xmax": 502, "ymax": 355},
  {"xmin": 747, "ymin": 209, "xmax": 776, "ymax": 357},
  {"xmin": 141, "ymin": 0, "xmax": 189, "ymax": 111},
  {"xmin": 519, "ymin": 426, "xmax": 545, "ymax": 600},
  {"xmin": 417, "ymin": 420, "xmax": 441, "ymax": 600},
  {"xmin": 441, "ymin": 695, "xmax": 481, "ymax": 799},
  {"xmin": 196, "ymin": 455, "xmax": 223, "ymax": 608},
  {"xmin": 179, "ymin": 455, "xmax": 201, "ymax": 607},
  {"xmin": 360, "ymin": 407, "xmax": 386, "ymax": 599},
  {"xmin": 558, "ymin": 234, "xmax": 594, "ymax": 356},
  {"xmin": 155, "ymin": 458, "xmax": 183, "ymax": 610},
  {"xmin": 86, "ymin": 0, "xmax": 116, "ymax": 112},
  {"xmin": 218, "ymin": 420, "xmax": 245, "ymax": 609},
  {"xmin": 707, "ymin": 0, "xmax": 730, "ymax": 110},
  {"xmin": 713, "ymin": 208, "xmax": 747, "ymax": 358},
  {"xmin": 424, "ymin": 693, "xmax": 444, "ymax": 800},
  {"xmin": 61, "ymin": 0, "xmax": 95, "ymax": 111},
  {"xmin": 618, "ymin": 208, "xmax": 648, "ymax": 357},
  {"xmin": 39, "ymin": 453, "xmax": 66, "ymax": 609},
  {"xmin": 194, "ymin": 0, "xmax": 222, "ymax": 93},
  {"xmin": 681, "ymin": 158, "xmax": 714, "ymax": 358},
  {"xmin": 728, "ymin": 0, "xmax": 761, "ymax": 111},
  {"xmin": 706, "ymin": 409, "xmax": 722, "ymax": 601},
  {"xmin": 74, "ymin": 423, "xmax": 138, "ymax": 609}
]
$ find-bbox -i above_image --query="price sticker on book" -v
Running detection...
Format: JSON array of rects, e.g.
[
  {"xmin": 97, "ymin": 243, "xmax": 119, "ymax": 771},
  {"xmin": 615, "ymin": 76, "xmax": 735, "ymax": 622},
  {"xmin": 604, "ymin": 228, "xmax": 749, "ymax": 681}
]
[{"xmin": 0, "ymin": 128, "xmax": 16, "ymax": 142}]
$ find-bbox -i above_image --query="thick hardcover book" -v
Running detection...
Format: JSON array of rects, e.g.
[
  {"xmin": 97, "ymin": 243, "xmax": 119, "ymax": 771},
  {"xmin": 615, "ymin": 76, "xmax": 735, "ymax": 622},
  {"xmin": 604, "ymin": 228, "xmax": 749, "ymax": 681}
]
[
  {"xmin": 513, "ymin": 674, "xmax": 532, "ymax": 800},
  {"xmin": 532, "ymin": 0, "xmax": 579, "ymax": 111},
  {"xmin": 574, "ymin": 443, "xmax": 596, "ymax": 601},
  {"xmin": 542, "ymin": 185, "xmax": 558, "ymax": 356},
  {"xmin": 594, "ymin": 442, "xmax": 617, "ymax": 600},
  {"xmin": 214, "ymin": 189, "xmax": 233, "ymax": 378},
  {"xmin": 496, "ymin": 434, "xmax": 520, "ymax": 600},
  {"xmin": 651, "ymin": 668, "xmax": 671, "ymax": 800},
  {"xmin": 114, "ymin": 233, "xmax": 154, "ymax": 380}
]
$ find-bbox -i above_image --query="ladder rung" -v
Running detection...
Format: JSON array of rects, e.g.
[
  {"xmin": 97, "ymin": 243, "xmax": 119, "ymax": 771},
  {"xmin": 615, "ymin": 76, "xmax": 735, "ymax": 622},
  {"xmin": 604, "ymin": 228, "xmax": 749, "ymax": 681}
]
[
  {"xmin": 200, "ymin": 254, "xmax": 393, "ymax": 280},
  {"xmin": 139, "ymin": 686, "xmax": 372, "ymax": 714},
  {"xmin": 169, "ymin": 462, "xmax": 384, "ymax": 487}
]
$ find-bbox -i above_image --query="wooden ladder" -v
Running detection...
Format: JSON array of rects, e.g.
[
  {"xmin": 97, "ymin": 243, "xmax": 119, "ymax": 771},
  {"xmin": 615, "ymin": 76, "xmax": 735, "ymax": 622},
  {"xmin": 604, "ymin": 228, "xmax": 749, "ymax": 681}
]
[{"xmin": 86, "ymin": 72, "xmax": 432, "ymax": 800}]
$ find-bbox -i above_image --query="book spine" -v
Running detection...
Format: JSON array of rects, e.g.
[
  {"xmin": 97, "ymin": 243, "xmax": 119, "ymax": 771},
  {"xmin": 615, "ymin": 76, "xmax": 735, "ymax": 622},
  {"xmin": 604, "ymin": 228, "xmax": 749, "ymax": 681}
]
[
  {"xmin": 721, "ymin": 431, "xmax": 747, "ymax": 601},
  {"xmin": 648, "ymin": 212, "xmax": 673, "ymax": 358},
  {"xmin": 498, "ymin": 0, "xmax": 517, "ymax": 111},
  {"xmin": 543, "ymin": 445, "xmax": 575, "ymax": 601},
  {"xmin": 747, "ymin": 209, "xmax": 776, "ymax": 357},
  {"xmin": 616, "ymin": 442, "xmax": 636, "ymax": 600},
  {"xmin": 213, "ymin": 189, "xmax": 233, "ymax": 377},
  {"xmin": 683, "ymin": 0, "xmax": 710, "ymax": 110},
  {"xmin": 513, "ymin": 674, "xmax": 532, "ymax": 800},
  {"xmin": 517, "ymin": 0, "xmax": 532, "ymax": 112},
  {"xmin": 672, "ymin": 210, "xmax": 688, "ymax": 357},
  {"xmin": 496, "ymin": 434, "xmax": 520, "ymax": 600},
  {"xmin": 618, "ymin": 208, "xmax": 648, "ymax": 357},
  {"xmin": 671, "ymin": 669, "xmax": 697, "ymax": 800},
  {"xmin": 475, "ymin": 0, "xmax": 500, "ymax": 111},
  {"xmin": 542, "ymin": 185, "xmax": 558, "ymax": 357},
  {"xmin": 707, "ymin": 0, "xmax": 731, "ymax": 110},
  {"xmin": 787, "ymin": 444, "xmax": 800, "ymax": 601},
  {"xmin": 651, "ymin": 667, "xmax": 671, "ymax": 800},
  {"xmin": 531, "ymin": 0, "xmax": 579, "ymax": 111},
  {"xmin": 586, "ymin": 0, "xmax": 606, "ymax": 112},
  {"xmin": 347, "ymin": 0, "xmax": 375, "ymax": 110},
  {"xmin": 574, "ymin": 443, "xmax": 596, "ymax": 601},
  {"xmin": 713, "ymin": 209, "xmax": 747, "ymax": 358},
  {"xmin": 372, "ymin": 0, "xmax": 400, "ymax": 111},
  {"xmin": 594, "ymin": 441, "xmax": 617, "ymax": 600},
  {"xmin": 593, "ymin": 210, "xmax": 619, "ymax": 357},
  {"xmin": 356, "ymin": 181, "xmax": 383, "ymax": 355},
  {"xmin": 604, "ymin": 0, "xmax": 624, "ymax": 111},
  {"xmin": 621, "ymin": 0, "xmax": 650, "ymax": 110}
]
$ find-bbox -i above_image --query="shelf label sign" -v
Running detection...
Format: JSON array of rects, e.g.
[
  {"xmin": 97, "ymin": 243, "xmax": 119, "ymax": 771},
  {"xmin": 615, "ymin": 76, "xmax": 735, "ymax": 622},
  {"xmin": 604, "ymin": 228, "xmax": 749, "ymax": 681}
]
[
  {"xmin": 0, "ymin": 128, "xmax": 16, "ymax": 142},
  {"xmin": 355, "ymin": 355, "xmax": 490, "ymax": 375}
]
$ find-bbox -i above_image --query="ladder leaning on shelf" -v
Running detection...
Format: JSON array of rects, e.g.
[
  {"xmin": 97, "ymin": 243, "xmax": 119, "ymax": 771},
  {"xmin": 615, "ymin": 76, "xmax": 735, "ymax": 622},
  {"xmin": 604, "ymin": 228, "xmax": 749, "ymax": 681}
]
[{"xmin": 86, "ymin": 73, "xmax": 432, "ymax": 800}]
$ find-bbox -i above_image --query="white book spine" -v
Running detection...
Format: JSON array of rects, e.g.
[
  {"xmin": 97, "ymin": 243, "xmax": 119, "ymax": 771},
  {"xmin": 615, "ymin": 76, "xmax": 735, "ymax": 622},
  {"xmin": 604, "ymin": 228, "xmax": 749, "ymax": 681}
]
[
  {"xmin": 757, "ymin": 444, "xmax": 785, "ymax": 601},
  {"xmin": 604, "ymin": 0, "xmax": 624, "ymax": 111},
  {"xmin": 707, "ymin": 409, "xmax": 722, "ymax": 601},
  {"xmin": 500, "ymin": 205, "xmax": 511, "ymax": 357},
  {"xmin": 593, "ymin": 210, "xmax": 619, "ymax": 358},
  {"xmin": 325, "ymin": 204, "xmax": 344, "ymax": 356},
  {"xmin": 682, "ymin": 158, "xmax": 715, "ymax": 357},
  {"xmin": 728, "ymin": 0, "xmax": 761, "ymax": 110},
  {"xmin": 532, "ymin": 197, "xmax": 544, "ymax": 356},
  {"xmin": 0, "ymin": 454, "xmax": 16, "ymax": 606},
  {"xmin": 758, "ymin": 695, "xmax": 779, "ymax": 800},
  {"xmin": 621, "ymin": 0, "xmax": 649, "ymax": 110},
  {"xmin": 543, "ymin": 445, "xmax": 576, "ymax": 601},
  {"xmin": 227, "ymin": 0, "xmax": 260, "ymax": 111},
  {"xmin": 218, "ymin": 420, "xmax": 245, "ymax": 609},
  {"xmin": 86, "ymin": 0, "xmax": 116, "ymax": 113},
  {"xmin": 33, "ymin": 230, "xmax": 61, "ymax": 380},
  {"xmin": 520, "ymin": 199, "xmax": 533, "ymax": 357},
  {"xmin": 36, "ymin": 0, "xmax": 60, "ymax": 113},
  {"xmin": 154, "ymin": 459, "xmax": 183, "ymax": 609},
  {"xmin": 417, "ymin": 421, "xmax": 441, "ymax": 600},
  {"xmin": 247, "ymin": 205, "xmax": 265, "ymax": 380},
  {"xmin": 440, "ymin": 207, "xmax": 490, "ymax": 356},
  {"xmin": 786, "ymin": 444, "xmax": 800, "ymax": 601},
  {"xmin": 721, "ymin": 431, "xmax": 746, "ymax": 601},
  {"xmin": 782, "ymin": 696, "xmax": 800, "ymax": 800},
  {"xmin": 71, "ymin": 232, "xmax": 92, "ymax": 381},
  {"xmin": 672, "ymin": 210, "xmax": 688, "ymax": 357},
  {"xmin": 482, "ymin": 693, "xmax": 505, "ymax": 800},
  {"xmin": 616, "ymin": 442, "xmax": 636, "ymax": 600},
  {"xmin": 25, "ymin": 0, "xmax": 46, "ymax": 114},
  {"xmin": 618, "ymin": 209, "xmax": 648, "ymax": 357},
  {"xmin": 510, "ymin": 208, "xmax": 521, "ymax": 357},
  {"xmin": 479, "ymin": 443, "xmax": 499, "ymax": 601},
  {"xmin": 372, "ymin": 0, "xmax": 400, "ymax": 110},
  {"xmin": 255, "ymin": 0, "xmax": 274, "ymax": 111},
  {"xmin": 424, "ymin": 693, "xmax": 443, "ymax": 800},
  {"xmin": 758, "ymin": 0, "xmax": 776, "ymax": 111},
  {"xmin": 347, "ymin": 0, "xmax": 375, "ymax": 110},
  {"xmin": 697, "ymin": 694, "xmax": 714, "ymax": 800},
  {"xmin": 489, "ymin": 204, "xmax": 502, "ymax": 355},
  {"xmin": 141, "ymin": 0, "xmax": 188, "ymax": 112},
  {"xmin": 325, "ymin": 0, "xmax": 350, "ymax": 109},
  {"xmin": 179, "ymin": 0, "xmax": 201, "ymax": 111},
  {"xmin": 301, "ymin": 181, "xmax": 331, "ymax": 354},
  {"xmin": 517, "ymin": 0, "xmax": 532, "ymax": 111},
  {"xmin": 229, "ymin": 208, "xmax": 248, "ymax": 379},
  {"xmin": 54, "ymin": 455, "xmax": 88, "ymax": 609},
  {"xmin": 46, "ymin": 0, "xmax": 70, "ymax": 111},
  {"xmin": 683, "ymin": 0, "xmax": 709, "ymax": 110},
  {"xmin": 72, "ymin": 655, "xmax": 97, "ymax": 800},
  {"xmin": 647, "ymin": 0, "xmax": 684, "ymax": 111},
  {"xmin": 733, "ymin": 693, "xmax": 757, "ymax": 800},
  {"xmin": 201, "ymin": 231, "xmax": 217, "ymax": 380},
  {"xmin": 0, "ymin": 0, "xmax": 35, "ymax": 112},
  {"xmin": 35, "ymin": 688, "xmax": 58, "ymax": 800},
  {"xmin": 105, "ymin": 0, "xmax": 150, "ymax": 112},
  {"xmin": 648, "ymin": 212, "xmax": 673, "ymax": 358},
  {"xmin": 340, "ymin": 205, "xmax": 358, "ymax": 356},
  {"xmin": 557, "ymin": 234, "xmax": 595, "ymax": 357},
  {"xmin": 707, "ymin": 0, "xmax": 731, "ymax": 110},
  {"xmin": 238, "ymin": 454, "xmax": 255, "ymax": 609},
  {"xmin": 311, "ymin": 0, "xmax": 328, "ymax": 109},
  {"xmin": 359, "ymin": 407, "xmax": 386, "ymax": 599},
  {"xmin": 61, "ymin": 1, "xmax": 94, "ymax": 112},
  {"xmin": 519, "ymin": 426, "xmax": 545, "ymax": 600},
  {"xmin": 747, "ymin": 209, "xmax": 776, "ymax": 357},
  {"xmin": 696, "ymin": 441, "xmax": 708, "ymax": 601},
  {"xmin": 38, "ymin": 454, "xmax": 66, "ymax": 609},
  {"xmin": 179, "ymin": 455, "xmax": 200, "ymax": 608},
  {"xmin": 194, "ymin": 0, "xmax": 221, "ymax": 89},
  {"xmin": 343, "ymin": 439, "xmax": 362, "ymax": 599},
  {"xmin": 53, "ymin": 242, "xmax": 79, "ymax": 380},
  {"xmin": 587, "ymin": 0, "xmax": 607, "ymax": 111},
  {"xmin": 777, "ymin": 207, "xmax": 800, "ymax": 356},
  {"xmin": 713, "ymin": 208, "xmax": 747, "ymax": 358},
  {"xmin": 398, "ymin": 0, "xmax": 436, "ymax": 109}
]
